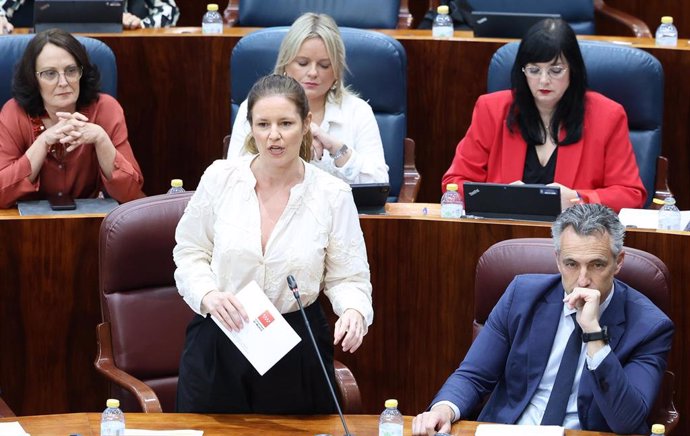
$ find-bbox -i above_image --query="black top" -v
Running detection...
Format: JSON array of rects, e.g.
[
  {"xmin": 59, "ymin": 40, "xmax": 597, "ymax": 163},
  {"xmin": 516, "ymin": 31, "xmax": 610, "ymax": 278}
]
[{"xmin": 523, "ymin": 144, "xmax": 558, "ymax": 184}]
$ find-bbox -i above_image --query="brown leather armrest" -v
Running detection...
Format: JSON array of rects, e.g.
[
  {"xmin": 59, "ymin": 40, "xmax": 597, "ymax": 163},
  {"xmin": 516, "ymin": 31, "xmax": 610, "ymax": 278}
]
[
  {"xmin": 94, "ymin": 323, "xmax": 163, "ymax": 413},
  {"xmin": 398, "ymin": 137, "xmax": 422, "ymax": 203},
  {"xmin": 334, "ymin": 359, "xmax": 362, "ymax": 414},
  {"xmin": 594, "ymin": 0, "xmax": 652, "ymax": 38}
]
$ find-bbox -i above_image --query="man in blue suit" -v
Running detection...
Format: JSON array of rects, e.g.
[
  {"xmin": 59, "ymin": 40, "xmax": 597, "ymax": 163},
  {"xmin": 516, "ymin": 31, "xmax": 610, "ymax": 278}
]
[{"xmin": 412, "ymin": 204, "xmax": 674, "ymax": 435}]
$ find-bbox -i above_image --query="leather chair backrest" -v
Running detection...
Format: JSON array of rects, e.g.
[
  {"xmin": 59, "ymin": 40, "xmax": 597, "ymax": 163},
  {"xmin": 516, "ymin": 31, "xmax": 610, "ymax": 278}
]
[
  {"xmin": 230, "ymin": 27, "xmax": 407, "ymax": 200},
  {"xmin": 0, "ymin": 34, "xmax": 117, "ymax": 107},
  {"xmin": 487, "ymin": 41, "xmax": 664, "ymax": 207},
  {"xmin": 236, "ymin": 0, "xmax": 402, "ymax": 29},
  {"xmin": 99, "ymin": 193, "xmax": 195, "ymax": 412},
  {"xmin": 465, "ymin": 0, "xmax": 595, "ymax": 34},
  {"xmin": 474, "ymin": 238, "xmax": 670, "ymax": 338}
]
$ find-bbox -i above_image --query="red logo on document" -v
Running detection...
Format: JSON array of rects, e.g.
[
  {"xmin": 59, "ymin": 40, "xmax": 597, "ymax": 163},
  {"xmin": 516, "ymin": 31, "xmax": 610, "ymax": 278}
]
[{"xmin": 257, "ymin": 310, "xmax": 275, "ymax": 328}]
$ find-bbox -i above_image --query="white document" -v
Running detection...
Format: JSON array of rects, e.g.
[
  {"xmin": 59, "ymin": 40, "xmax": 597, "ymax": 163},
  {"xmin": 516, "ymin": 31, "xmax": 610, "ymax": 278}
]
[
  {"xmin": 0, "ymin": 422, "xmax": 30, "ymax": 436},
  {"xmin": 475, "ymin": 423, "xmax": 563, "ymax": 436},
  {"xmin": 125, "ymin": 430, "xmax": 203, "ymax": 436},
  {"xmin": 619, "ymin": 208, "xmax": 690, "ymax": 230},
  {"xmin": 211, "ymin": 281, "xmax": 301, "ymax": 375}
]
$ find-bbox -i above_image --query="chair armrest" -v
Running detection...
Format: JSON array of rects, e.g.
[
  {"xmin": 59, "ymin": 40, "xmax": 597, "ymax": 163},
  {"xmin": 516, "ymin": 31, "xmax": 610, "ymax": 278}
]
[
  {"xmin": 649, "ymin": 370, "xmax": 679, "ymax": 433},
  {"xmin": 334, "ymin": 359, "xmax": 362, "ymax": 414},
  {"xmin": 223, "ymin": 0, "xmax": 238, "ymax": 26},
  {"xmin": 397, "ymin": 0, "xmax": 413, "ymax": 29},
  {"xmin": 650, "ymin": 156, "xmax": 672, "ymax": 210},
  {"xmin": 398, "ymin": 137, "xmax": 422, "ymax": 203},
  {"xmin": 0, "ymin": 395, "xmax": 15, "ymax": 418},
  {"xmin": 593, "ymin": 0, "xmax": 652, "ymax": 38},
  {"xmin": 94, "ymin": 323, "xmax": 163, "ymax": 413}
]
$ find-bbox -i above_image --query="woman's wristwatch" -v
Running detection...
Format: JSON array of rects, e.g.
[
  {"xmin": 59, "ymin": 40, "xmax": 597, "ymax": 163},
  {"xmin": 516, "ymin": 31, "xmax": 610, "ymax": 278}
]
[{"xmin": 330, "ymin": 144, "xmax": 349, "ymax": 160}]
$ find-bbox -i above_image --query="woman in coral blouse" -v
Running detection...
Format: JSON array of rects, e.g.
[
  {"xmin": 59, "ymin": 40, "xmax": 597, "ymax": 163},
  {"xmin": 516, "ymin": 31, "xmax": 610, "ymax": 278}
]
[
  {"xmin": 442, "ymin": 19, "xmax": 646, "ymax": 213},
  {"xmin": 0, "ymin": 28, "xmax": 144, "ymax": 208}
]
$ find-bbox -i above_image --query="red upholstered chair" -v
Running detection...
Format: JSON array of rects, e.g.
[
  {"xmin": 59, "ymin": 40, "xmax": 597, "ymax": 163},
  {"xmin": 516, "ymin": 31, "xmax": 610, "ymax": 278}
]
[
  {"xmin": 474, "ymin": 238, "xmax": 678, "ymax": 433},
  {"xmin": 0, "ymin": 394, "xmax": 15, "ymax": 418},
  {"xmin": 94, "ymin": 193, "xmax": 362, "ymax": 413}
]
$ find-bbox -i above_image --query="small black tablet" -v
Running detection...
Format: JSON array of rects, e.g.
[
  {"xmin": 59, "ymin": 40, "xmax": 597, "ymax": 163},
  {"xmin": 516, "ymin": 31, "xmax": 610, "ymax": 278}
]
[{"xmin": 350, "ymin": 183, "xmax": 390, "ymax": 214}]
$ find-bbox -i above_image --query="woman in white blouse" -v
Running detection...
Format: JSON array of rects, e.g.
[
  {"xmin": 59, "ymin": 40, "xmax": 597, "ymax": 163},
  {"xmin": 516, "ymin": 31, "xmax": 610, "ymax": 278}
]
[
  {"xmin": 174, "ymin": 74, "xmax": 373, "ymax": 413},
  {"xmin": 227, "ymin": 12, "xmax": 389, "ymax": 185}
]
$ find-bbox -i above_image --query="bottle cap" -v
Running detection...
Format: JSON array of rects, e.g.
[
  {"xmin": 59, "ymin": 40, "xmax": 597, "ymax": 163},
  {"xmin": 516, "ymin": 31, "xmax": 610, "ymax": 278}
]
[
  {"xmin": 384, "ymin": 399, "xmax": 398, "ymax": 408},
  {"xmin": 171, "ymin": 179, "xmax": 183, "ymax": 188},
  {"xmin": 652, "ymin": 423, "xmax": 666, "ymax": 434},
  {"xmin": 437, "ymin": 5, "xmax": 449, "ymax": 14},
  {"xmin": 207, "ymin": 3, "xmax": 219, "ymax": 11},
  {"xmin": 106, "ymin": 398, "xmax": 120, "ymax": 408},
  {"xmin": 446, "ymin": 183, "xmax": 458, "ymax": 191},
  {"xmin": 661, "ymin": 16, "xmax": 673, "ymax": 24}
]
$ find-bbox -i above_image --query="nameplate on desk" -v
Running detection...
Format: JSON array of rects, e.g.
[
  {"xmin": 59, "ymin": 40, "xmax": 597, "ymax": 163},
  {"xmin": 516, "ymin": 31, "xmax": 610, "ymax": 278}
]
[
  {"xmin": 17, "ymin": 198, "xmax": 119, "ymax": 216},
  {"xmin": 475, "ymin": 423, "xmax": 563, "ymax": 436}
]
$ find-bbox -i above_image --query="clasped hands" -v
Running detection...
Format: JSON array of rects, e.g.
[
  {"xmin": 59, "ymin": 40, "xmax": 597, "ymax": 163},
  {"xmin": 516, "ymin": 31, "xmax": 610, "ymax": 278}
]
[
  {"xmin": 43, "ymin": 112, "xmax": 106, "ymax": 156},
  {"xmin": 201, "ymin": 289, "xmax": 366, "ymax": 353},
  {"xmin": 310, "ymin": 123, "xmax": 342, "ymax": 162}
]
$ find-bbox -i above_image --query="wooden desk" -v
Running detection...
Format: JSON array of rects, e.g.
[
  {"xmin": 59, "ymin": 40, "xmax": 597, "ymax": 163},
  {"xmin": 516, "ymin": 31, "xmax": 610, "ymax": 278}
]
[
  {"xmin": 1, "ymin": 210, "xmax": 688, "ymax": 433},
  {"xmin": 74, "ymin": 29, "xmax": 690, "ymax": 208},
  {"xmin": 0, "ymin": 413, "xmax": 617, "ymax": 435}
]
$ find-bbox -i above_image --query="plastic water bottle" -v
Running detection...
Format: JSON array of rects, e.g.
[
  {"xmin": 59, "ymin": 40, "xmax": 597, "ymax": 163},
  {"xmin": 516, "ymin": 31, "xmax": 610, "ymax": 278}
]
[
  {"xmin": 658, "ymin": 196, "xmax": 680, "ymax": 230},
  {"xmin": 432, "ymin": 5, "xmax": 454, "ymax": 39},
  {"xmin": 201, "ymin": 3, "xmax": 223, "ymax": 35},
  {"xmin": 100, "ymin": 398, "xmax": 125, "ymax": 436},
  {"xmin": 655, "ymin": 16, "xmax": 678, "ymax": 47},
  {"xmin": 379, "ymin": 399, "xmax": 403, "ymax": 436},
  {"xmin": 650, "ymin": 423, "xmax": 666, "ymax": 435},
  {"xmin": 441, "ymin": 183, "xmax": 463, "ymax": 218},
  {"xmin": 167, "ymin": 179, "xmax": 185, "ymax": 194}
]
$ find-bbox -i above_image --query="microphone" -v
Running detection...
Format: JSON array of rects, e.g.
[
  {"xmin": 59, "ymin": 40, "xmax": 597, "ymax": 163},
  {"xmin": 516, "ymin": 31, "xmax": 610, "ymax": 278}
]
[{"xmin": 287, "ymin": 275, "xmax": 353, "ymax": 436}]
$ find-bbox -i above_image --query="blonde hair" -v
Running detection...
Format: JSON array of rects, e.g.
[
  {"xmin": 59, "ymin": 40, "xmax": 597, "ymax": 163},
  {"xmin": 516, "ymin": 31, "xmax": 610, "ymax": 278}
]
[
  {"xmin": 243, "ymin": 74, "xmax": 313, "ymax": 161},
  {"xmin": 273, "ymin": 12, "xmax": 350, "ymax": 104}
]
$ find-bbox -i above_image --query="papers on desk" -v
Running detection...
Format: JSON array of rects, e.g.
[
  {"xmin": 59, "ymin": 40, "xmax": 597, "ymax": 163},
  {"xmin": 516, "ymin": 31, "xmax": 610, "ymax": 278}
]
[
  {"xmin": 0, "ymin": 422, "xmax": 30, "ymax": 436},
  {"xmin": 126, "ymin": 430, "xmax": 203, "ymax": 435},
  {"xmin": 475, "ymin": 424, "xmax": 563, "ymax": 436},
  {"xmin": 211, "ymin": 281, "xmax": 301, "ymax": 376},
  {"xmin": 619, "ymin": 208, "xmax": 690, "ymax": 230},
  {"xmin": 17, "ymin": 198, "xmax": 119, "ymax": 216}
]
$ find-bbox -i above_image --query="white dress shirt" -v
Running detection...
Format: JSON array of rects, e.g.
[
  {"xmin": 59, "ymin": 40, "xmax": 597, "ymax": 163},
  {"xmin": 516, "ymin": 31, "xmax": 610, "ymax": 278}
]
[
  {"xmin": 437, "ymin": 286, "xmax": 614, "ymax": 428},
  {"xmin": 228, "ymin": 92, "xmax": 389, "ymax": 184},
  {"xmin": 173, "ymin": 157, "xmax": 374, "ymax": 328}
]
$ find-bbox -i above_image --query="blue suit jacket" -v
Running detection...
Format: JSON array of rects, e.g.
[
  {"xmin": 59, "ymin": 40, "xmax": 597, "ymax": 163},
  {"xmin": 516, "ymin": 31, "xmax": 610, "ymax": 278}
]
[{"xmin": 433, "ymin": 274, "xmax": 674, "ymax": 435}]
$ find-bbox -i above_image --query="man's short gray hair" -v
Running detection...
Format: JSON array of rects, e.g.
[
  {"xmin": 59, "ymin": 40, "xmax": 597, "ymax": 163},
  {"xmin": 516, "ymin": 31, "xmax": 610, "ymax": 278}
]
[{"xmin": 552, "ymin": 204, "xmax": 625, "ymax": 256}]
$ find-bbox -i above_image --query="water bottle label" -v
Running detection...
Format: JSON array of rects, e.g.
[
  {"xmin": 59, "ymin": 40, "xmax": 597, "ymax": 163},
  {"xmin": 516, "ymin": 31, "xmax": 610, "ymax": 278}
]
[
  {"xmin": 432, "ymin": 26, "xmax": 454, "ymax": 38},
  {"xmin": 441, "ymin": 204, "xmax": 463, "ymax": 218},
  {"xmin": 101, "ymin": 421, "xmax": 125, "ymax": 436},
  {"xmin": 202, "ymin": 22, "xmax": 223, "ymax": 34},
  {"xmin": 379, "ymin": 422, "xmax": 403, "ymax": 436}
]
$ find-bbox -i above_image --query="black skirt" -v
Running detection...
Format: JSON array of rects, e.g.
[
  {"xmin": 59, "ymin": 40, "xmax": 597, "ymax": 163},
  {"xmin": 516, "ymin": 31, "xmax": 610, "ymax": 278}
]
[{"xmin": 176, "ymin": 302, "xmax": 337, "ymax": 414}]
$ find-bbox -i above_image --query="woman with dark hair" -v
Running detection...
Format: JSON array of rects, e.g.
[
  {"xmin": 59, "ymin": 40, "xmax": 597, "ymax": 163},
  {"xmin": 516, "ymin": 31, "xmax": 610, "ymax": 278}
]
[
  {"xmin": 0, "ymin": 28, "xmax": 144, "ymax": 208},
  {"xmin": 442, "ymin": 18, "xmax": 646, "ymax": 212},
  {"xmin": 174, "ymin": 74, "xmax": 372, "ymax": 413}
]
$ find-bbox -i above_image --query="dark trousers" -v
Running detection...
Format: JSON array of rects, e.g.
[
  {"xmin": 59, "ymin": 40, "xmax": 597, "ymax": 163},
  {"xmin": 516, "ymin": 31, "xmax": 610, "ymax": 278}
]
[{"xmin": 176, "ymin": 302, "xmax": 337, "ymax": 414}]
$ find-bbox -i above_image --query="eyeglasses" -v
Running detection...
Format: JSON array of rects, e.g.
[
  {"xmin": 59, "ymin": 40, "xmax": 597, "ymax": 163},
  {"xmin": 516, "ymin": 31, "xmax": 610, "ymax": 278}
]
[
  {"xmin": 35, "ymin": 65, "xmax": 83, "ymax": 84},
  {"xmin": 522, "ymin": 65, "xmax": 568, "ymax": 80}
]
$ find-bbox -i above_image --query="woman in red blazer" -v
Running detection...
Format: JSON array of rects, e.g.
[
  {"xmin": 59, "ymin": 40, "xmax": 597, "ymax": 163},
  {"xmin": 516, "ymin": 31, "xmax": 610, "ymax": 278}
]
[{"xmin": 442, "ymin": 19, "xmax": 646, "ymax": 213}]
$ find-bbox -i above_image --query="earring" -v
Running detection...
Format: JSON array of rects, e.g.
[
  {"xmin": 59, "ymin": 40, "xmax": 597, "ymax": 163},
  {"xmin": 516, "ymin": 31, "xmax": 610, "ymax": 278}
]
[
  {"xmin": 330, "ymin": 81, "xmax": 337, "ymax": 91},
  {"xmin": 283, "ymin": 71, "xmax": 287, "ymax": 76}
]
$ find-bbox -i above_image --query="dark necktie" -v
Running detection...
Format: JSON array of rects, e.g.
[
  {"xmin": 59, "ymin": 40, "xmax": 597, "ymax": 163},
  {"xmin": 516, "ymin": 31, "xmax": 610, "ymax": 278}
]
[{"xmin": 541, "ymin": 313, "xmax": 583, "ymax": 426}]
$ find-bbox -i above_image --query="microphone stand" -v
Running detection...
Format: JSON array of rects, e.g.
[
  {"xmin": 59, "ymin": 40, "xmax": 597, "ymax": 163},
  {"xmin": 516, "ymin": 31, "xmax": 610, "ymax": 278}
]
[{"xmin": 287, "ymin": 275, "xmax": 353, "ymax": 436}]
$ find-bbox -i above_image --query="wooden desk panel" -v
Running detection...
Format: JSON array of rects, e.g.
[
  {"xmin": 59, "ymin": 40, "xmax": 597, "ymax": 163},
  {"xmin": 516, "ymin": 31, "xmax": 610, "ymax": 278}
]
[
  {"xmin": 88, "ymin": 30, "xmax": 690, "ymax": 208},
  {"xmin": 0, "ymin": 412, "xmax": 619, "ymax": 435},
  {"xmin": 1, "ymin": 211, "xmax": 688, "ymax": 433}
]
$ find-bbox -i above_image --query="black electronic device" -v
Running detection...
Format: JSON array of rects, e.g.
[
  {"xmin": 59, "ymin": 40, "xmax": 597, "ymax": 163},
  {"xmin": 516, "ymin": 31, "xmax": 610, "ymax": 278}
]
[
  {"xmin": 48, "ymin": 193, "xmax": 76, "ymax": 210},
  {"xmin": 470, "ymin": 11, "xmax": 561, "ymax": 38},
  {"xmin": 463, "ymin": 182, "xmax": 561, "ymax": 222},
  {"xmin": 34, "ymin": 0, "xmax": 124, "ymax": 33},
  {"xmin": 286, "ymin": 275, "xmax": 353, "ymax": 436},
  {"xmin": 350, "ymin": 183, "xmax": 390, "ymax": 214}
]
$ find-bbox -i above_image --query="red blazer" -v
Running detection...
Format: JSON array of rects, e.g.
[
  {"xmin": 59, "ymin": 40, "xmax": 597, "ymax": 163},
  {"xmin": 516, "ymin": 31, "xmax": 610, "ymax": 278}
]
[{"xmin": 442, "ymin": 90, "xmax": 646, "ymax": 212}]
